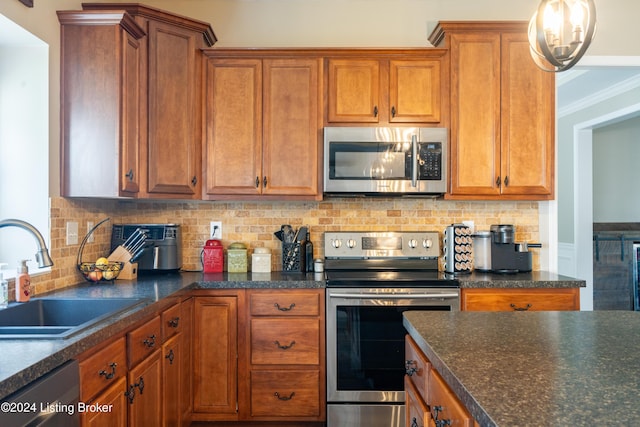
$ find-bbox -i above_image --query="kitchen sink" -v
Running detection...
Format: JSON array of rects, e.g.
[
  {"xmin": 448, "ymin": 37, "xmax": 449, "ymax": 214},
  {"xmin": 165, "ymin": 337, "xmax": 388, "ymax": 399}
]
[{"xmin": 0, "ymin": 297, "xmax": 149, "ymax": 339}]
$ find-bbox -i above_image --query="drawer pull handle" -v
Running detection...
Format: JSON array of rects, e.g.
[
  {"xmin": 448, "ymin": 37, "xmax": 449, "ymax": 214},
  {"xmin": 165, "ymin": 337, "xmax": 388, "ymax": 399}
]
[
  {"xmin": 99, "ymin": 362, "xmax": 117, "ymax": 380},
  {"xmin": 405, "ymin": 359, "xmax": 418, "ymax": 376},
  {"xmin": 274, "ymin": 391, "xmax": 295, "ymax": 401},
  {"xmin": 510, "ymin": 303, "xmax": 532, "ymax": 311},
  {"xmin": 143, "ymin": 334, "xmax": 156, "ymax": 348},
  {"xmin": 411, "ymin": 417, "xmax": 419, "ymax": 427},
  {"xmin": 274, "ymin": 340, "xmax": 296, "ymax": 350},
  {"xmin": 168, "ymin": 317, "xmax": 180, "ymax": 328},
  {"xmin": 274, "ymin": 302, "xmax": 295, "ymax": 312},
  {"xmin": 166, "ymin": 349, "xmax": 175, "ymax": 365}
]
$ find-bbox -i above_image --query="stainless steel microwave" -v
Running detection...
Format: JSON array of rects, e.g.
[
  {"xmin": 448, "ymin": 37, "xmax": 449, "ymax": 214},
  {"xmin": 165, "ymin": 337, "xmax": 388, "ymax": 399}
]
[{"xmin": 323, "ymin": 127, "xmax": 448, "ymax": 196}]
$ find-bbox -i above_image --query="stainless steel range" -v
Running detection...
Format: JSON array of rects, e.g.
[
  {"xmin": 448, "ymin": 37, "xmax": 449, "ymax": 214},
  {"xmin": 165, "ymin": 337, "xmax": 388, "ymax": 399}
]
[{"xmin": 324, "ymin": 231, "xmax": 460, "ymax": 427}]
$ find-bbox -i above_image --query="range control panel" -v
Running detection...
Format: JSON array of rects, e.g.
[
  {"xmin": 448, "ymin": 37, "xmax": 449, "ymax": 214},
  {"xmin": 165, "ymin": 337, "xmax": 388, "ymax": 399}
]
[{"xmin": 324, "ymin": 231, "xmax": 440, "ymax": 259}]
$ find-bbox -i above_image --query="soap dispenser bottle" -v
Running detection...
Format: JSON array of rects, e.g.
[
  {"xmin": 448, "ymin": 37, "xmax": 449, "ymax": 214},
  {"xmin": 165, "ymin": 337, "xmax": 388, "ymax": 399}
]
[
  {"xmin": 15, "ymin": 260, "xmax": 31, "ymax": 303},
  {"xmin": 0, "ymin": 263, "xmax": 8, "ymax": 309}
]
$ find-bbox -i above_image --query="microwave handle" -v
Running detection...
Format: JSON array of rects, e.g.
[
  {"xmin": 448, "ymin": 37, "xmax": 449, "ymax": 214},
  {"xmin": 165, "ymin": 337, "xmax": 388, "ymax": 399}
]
[{"xmin": 411, "ymin": 135, "xmax": 418, "ymax": 187}]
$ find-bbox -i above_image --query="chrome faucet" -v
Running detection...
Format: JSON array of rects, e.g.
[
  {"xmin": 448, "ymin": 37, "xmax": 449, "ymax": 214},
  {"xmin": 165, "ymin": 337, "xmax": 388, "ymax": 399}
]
[{"xmin": 0, "ymin": 219, "xmax": 54, "ymax": 268}]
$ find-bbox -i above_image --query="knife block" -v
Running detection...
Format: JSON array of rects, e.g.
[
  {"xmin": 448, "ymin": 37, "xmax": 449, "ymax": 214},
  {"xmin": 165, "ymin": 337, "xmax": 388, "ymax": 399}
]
[{"xmin": 108, "ymin": 245, "xmax": 138, "ymax": 280}]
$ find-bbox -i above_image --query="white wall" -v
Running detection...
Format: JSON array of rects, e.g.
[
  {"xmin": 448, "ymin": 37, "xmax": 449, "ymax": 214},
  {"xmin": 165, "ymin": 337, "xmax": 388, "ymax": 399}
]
[{"xmin": 592, "ymin": 116, "xmax": 640, "ymax": 222}]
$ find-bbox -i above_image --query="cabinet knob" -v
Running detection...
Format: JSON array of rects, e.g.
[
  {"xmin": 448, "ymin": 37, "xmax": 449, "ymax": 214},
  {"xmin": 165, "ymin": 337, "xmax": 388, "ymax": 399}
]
[
  {"xmin": 496, "ymin": 176, "xmax": 501, "ymax": 187},
  {"xmin": 373, "ymin": 105, "xmax": 378, "ymax": 117},
  {"xmin": 263, "ymin": 176, "xmax": 267, "ymax": 188},
  {"xmin": 391, "ymin": 106, "xmax": 396, "ymax": 117},
  {"xmin": 126, "ymin": 169, "xmax": 134, "ymax": 181},
  {"xmin": 191, "ymin": 176, "xmax": 198, "ymax": 186},
  {"xmin": 504, "ymin": 176, "xmax": 509, "ymax": 187},
  {"xmin": 255, "ymin": 176, "xmax": 260, "ymax": 188}
]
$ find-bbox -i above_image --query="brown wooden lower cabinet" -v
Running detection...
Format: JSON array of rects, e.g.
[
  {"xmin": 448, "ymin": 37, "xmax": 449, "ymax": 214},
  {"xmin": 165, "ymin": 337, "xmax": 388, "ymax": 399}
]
[
  {"xmin": 77, "ymin": 299, "xmax": 190, "ymax": 427},
  {"xmin": 461, "ymin": 287, "xmax": 580, "ymax": 311},
  {"xmin": 405, "ymin": 335, "xmax": 477, "ymax": 427},
  {"xmin": 191, "ymin": 289, "xmax": 325, "ymax": 423}
]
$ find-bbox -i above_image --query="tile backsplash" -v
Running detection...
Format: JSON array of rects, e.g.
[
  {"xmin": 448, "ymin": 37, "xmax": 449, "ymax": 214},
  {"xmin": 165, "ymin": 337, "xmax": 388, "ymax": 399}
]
[{"xmin": 24, "ymin": 196, "xmax": 539, "ymax": 298}]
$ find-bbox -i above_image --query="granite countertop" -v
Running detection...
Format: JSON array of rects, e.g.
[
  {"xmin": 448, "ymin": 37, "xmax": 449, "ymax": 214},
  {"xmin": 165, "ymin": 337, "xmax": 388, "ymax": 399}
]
[
  {"xmin": 403, "ymin": 311, "xmax": 640, "ymax": 426},
  {"xmin": 456, "ymin": 270, "xmax": 585, "ymax": 288},
  {"xmin": 0, "ymin": 271, "xmax": 323, "ymax": 400}
]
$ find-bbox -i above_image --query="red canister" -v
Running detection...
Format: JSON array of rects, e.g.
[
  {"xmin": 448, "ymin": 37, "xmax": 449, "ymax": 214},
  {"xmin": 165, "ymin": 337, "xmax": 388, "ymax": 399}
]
[{"xmin": 203, "ymin": 239, "xmax": 224, "ymax": 273}]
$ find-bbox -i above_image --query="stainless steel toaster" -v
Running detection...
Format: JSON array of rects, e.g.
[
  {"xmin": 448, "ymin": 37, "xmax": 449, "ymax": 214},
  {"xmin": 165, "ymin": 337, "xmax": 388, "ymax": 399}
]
[{"xmin": 111, "ymin": 224, "xmax": 182, "ymax": 272}]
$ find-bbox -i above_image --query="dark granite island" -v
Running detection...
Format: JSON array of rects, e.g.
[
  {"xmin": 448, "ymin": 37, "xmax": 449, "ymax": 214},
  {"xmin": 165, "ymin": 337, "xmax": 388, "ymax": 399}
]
[{"xmin": 403, "ymin": 310, "xmax": 640, "ymax": 426}]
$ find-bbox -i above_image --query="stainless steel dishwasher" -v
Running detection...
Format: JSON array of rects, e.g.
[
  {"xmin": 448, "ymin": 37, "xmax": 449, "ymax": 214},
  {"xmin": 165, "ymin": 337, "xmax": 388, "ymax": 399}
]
[{"xmin": 0, "ymin": 360, "xmax": 80, "ymax": 426}]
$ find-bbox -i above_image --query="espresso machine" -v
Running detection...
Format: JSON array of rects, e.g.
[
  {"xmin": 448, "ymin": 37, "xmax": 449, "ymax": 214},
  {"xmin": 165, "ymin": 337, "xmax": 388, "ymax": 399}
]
[{"xmin": 489, "ymin": 224, "xmax": 535, "ymax": 273}]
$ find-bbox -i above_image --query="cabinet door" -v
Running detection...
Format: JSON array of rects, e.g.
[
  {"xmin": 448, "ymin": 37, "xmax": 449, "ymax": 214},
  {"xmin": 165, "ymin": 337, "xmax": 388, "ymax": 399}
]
[
  {"xmin": 262, "ymin": 58, "xmax": 320, "ymax": 196},
  {"xmin": 162, "ymin": 333, "xmax": 183, "ymax": 427},
  {"xmin": 428, "ymin": 369, "xmax": 475, "ymax": 427},
  {"xmin": 449, "ymin": 32, "xmax": 502, "ymax": 196},
  {"xmin": 82, "ymin": 376, "xmax": 128, "ymax": 427},
  {"xmin": 327, "ymin": 59, "xmax": 380, "ymax": 123},
  {"xmin": 389, "ymin": 59, "xmax": 442, "ymax": 123},
  {"xmin": 193, "ymin": 296, "xmax": 239, "ymax": 416},
  {"xmin": 500, "ymin": 32, "xmax": 554, "ymax": 198},
  {"xmin": 127, "ymin": 351, "xmax": 162, "ymax": 426},
  {"xmin": 120, "ymin": 31, "xmax": 142, "ymax": 194},
  {"xmin": 146, "ymin": 20, "xmax": 201, "ymax": 197},
  {"xmin": 405, "ymin": 376, "xmax": 429, "ymax": 427},
  {"xmin": 205, "ymin": 58, "xmax": 262, "ymax": 196}
]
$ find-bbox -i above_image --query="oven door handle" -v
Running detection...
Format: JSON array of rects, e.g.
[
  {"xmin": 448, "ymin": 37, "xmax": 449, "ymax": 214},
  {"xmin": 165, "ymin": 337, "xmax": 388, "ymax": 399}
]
[{"xmin": 329, "ymin": 292, "xmax": 459, "ymax": 300}]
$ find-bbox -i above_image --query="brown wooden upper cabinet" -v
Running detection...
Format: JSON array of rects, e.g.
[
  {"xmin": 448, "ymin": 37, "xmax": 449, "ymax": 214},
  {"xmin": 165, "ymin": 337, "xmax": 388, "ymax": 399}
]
[
  {"xmin": 325, "ymin": 50, "xmax": 448, "ymax": 125},
  {"xmin": 60, "ymin": 4, "xmax": 216, "ymax": 199},
  {"xmin": 202, "ymin": 50, "xmax": 322, "ymax": 200},
  {"xmin": 429, "ymin": 22, "xmax": 555, "ymax": 200}
]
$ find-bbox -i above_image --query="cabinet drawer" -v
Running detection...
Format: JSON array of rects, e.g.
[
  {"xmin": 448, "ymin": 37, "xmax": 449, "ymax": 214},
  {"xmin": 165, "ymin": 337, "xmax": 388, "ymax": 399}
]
[
  {"xmin": 249, "ymin": 290, "xmax": 320, "ymax": 316},
  {"xmin": 250, "ymin": 370, "xmax": 320, "ymax": 417},
  {"xmin": 405, "ymin": 335, "xmax": 431, "ymax": 402},
  {"xmin": 79, "ymin": 337, "xmax": 127, "ymax": 401},
  {"xmin": 161, "ymin": 302, "xmax": 182, "ymax": 341},
  {"xmin": 461, "ymin": 288, "xmax": 580, "ymax": 311},
  {"xmin": 428, "ymin": 369, "xmax": 474, "ymax": 426},
  {"xmin": 128, "ymin": 316, "xmax": 161, "ymax": 367},
  {"xmin": 251, "ymin": 318, "xmax": 319, "ymax": 365}
]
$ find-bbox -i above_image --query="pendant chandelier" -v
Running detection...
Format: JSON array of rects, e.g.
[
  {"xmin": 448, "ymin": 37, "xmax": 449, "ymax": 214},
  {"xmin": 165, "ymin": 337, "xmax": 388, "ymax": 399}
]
[{"xmin": 528, "ymin": 0, "xmax": 597, "ymax": 72}]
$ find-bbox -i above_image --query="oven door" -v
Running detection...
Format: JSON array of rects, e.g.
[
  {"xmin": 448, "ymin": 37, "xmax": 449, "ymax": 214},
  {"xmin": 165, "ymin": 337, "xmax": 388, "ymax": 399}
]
[{"xmin": 326, "ymin": 287, "xmax": 459, "ymax": 404}]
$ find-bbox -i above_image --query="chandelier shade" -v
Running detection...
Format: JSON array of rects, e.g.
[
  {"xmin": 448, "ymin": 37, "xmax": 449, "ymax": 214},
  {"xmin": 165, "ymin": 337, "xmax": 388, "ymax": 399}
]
[{"xmin": 528, "ymin": 0, "xmax": 596, "ymax": 72}]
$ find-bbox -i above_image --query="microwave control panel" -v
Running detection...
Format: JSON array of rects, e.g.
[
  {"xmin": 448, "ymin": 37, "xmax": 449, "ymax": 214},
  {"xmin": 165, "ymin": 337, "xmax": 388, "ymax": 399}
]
[{"xmin": 418, "ymin": 143, "xmax": 442, "ymax": 180}]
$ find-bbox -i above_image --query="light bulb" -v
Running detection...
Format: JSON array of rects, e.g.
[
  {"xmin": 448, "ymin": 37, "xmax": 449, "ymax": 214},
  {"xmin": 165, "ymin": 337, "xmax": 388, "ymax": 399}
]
[{"xmin": 570, "ymin": 0, "xmax": 585, "ymax": 28}]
